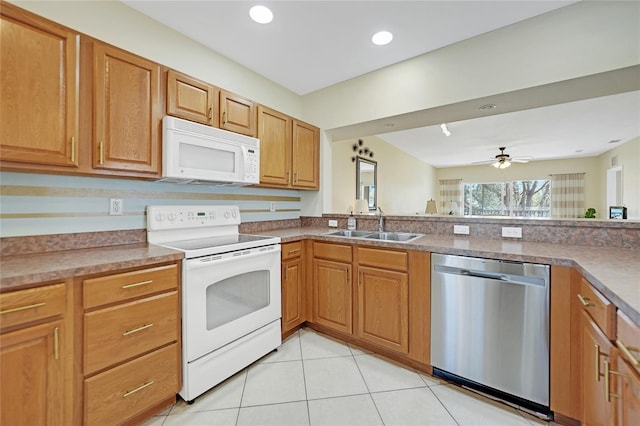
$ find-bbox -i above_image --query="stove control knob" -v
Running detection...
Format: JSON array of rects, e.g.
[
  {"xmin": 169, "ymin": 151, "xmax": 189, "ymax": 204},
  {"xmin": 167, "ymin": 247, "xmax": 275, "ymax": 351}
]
[
  {"xmin": 224, "ymin": 211, "xmax": 230, "ymax": 219},
  {"xmin": 155, "ymin": 213, "xmax": 164, "ymax": 222},
  {"xmin": 232, "ymin": 210, "xmax": 238, "ymax": 218},
  {"xmin": 167, "ymin": 213, "xmax": 177, "ymax": 222}
]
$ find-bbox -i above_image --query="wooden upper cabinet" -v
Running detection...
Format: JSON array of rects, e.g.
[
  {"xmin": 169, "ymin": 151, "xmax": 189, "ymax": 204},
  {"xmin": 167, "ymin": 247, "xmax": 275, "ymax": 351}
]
[
  {"xmin": 166, "ymin": 69, "xmax": 219, "ymax": 127},
  {"xmin": 292, "ymin": 120, "xmax": 320, "ymax": 190},
  {"xmin": 93, "ymin": 42, "xmax": 162, "ymax": 175},
  {"xmin": 257, "ymin": 106, "xmax": 320, "ymax": 190},
  {"xmin": 0, "ymin": 3, "xmax": 79, "ymax": 168},
  {"xmin": 220, "ymin": 89, "xmax": 256, "ymax": 136},
  {"xmin": 258, "ymin": 105, "xmax": 292, "ymax": 186}
]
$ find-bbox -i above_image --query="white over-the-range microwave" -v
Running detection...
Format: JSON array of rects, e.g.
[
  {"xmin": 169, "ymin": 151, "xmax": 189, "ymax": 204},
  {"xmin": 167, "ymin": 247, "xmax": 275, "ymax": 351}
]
[{"xmin": 159, "ymin": 116, "xmax": 260, "ymax": 186}]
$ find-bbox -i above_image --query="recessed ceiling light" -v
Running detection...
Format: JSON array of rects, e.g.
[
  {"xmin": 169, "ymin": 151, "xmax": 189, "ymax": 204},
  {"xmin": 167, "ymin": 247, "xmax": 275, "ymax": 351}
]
[
  {"xmin": 372, "ymin": 31, "xmax": 393, "ymax": 46},
  {"xmin": 249, "ymin": 5, "xmax": 273, "ymax": 24}
]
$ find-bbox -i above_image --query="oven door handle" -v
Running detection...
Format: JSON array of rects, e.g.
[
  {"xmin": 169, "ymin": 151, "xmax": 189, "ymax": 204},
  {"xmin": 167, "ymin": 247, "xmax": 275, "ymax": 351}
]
[{"xmin": 186, "ymin": 246, "xmax": 281, "ymax": 270}]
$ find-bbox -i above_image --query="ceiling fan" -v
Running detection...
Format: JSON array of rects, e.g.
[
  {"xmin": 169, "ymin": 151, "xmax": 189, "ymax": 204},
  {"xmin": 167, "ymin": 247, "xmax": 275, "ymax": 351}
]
[{"xmin": 473, "ymin": 147, "xmax": 533, "ymax": 169}]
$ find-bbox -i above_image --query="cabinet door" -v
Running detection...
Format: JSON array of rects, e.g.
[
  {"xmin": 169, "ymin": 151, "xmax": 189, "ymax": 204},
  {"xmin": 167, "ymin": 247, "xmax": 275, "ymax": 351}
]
[
  {"xmin": 0, "ymin": 5, "xmax": 78, "ymax": 167},
  {"xmin": 257, "ymin": 105, "xmax": 292, "ymax": 187},
  {"xmin": 0, "ymin": 320, "xmax": 64, "ymax": 426},
  {"xmin": 313, "ymin": 259, "xmax": 352, "ymax": 334},
  {"xmin": 614, "ymin": 352, "xmax": 640, "ymax": 426},
  {"xmin": 583, "ymin": 311, "xmax": 615, "ymax": 426},
  {"xmin": 357, "ymin": 266, "xmax": 409, "ymax": 354},
  {"xmin": 93, "ymin": 42, "xmax": 161, "ymax": 175},
  {"xmin": 291, "ymin": 120, "xmax": 320, "ymax": 189},
  {"xmin": 220, "ymin": 90, "xmax": 256, "ymax": 136},
  {"xmin": 166, "ymin": 69, "xmax": 218, "ymax": 126},
  {"xmin": 282, "ymin": 257, "xmax": 304, "ymax": 333}
]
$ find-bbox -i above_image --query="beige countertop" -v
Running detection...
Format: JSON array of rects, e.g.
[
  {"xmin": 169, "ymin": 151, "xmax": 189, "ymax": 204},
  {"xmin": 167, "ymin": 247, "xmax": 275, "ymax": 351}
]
[
  {"xmin": 1, "ymin": 227, "xmax": 638, "ymax": 325},
  {"xmin": 254, "ymin": 227, "xmax": 640, "ymax": 326}
]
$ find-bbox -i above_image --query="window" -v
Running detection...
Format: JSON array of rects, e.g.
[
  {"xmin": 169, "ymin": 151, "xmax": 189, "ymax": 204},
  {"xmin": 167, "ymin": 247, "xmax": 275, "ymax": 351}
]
[{"xmin": 464, "ymin": 180, "xmax": 550, "ymax": 217}]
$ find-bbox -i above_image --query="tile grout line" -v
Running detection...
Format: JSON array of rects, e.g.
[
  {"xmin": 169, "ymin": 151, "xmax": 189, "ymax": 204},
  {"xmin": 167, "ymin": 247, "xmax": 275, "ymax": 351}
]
[
  {"xmin": 298, "ymin": 330, "xmax": 312, "ymax": 426},
  {"xmin": 234, "ymin": 368, "xmax": 250, "ymax": 425},
  {"xmin": 427, "ymin": 384, "xmax": 462, "ymax": 426}
]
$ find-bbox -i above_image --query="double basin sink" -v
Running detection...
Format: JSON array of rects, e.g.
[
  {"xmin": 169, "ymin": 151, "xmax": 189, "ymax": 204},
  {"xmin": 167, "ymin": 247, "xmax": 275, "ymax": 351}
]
[{"xmin": 325, "ymin": 229, "xmax": 424, "ymax": 243}]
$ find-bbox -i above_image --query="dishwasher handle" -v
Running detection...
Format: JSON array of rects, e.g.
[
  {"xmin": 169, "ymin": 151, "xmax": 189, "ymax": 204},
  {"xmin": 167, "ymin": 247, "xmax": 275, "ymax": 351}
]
[{"xmin": 434, "ymin": 264, "xmax": 547, "ymax": 287}]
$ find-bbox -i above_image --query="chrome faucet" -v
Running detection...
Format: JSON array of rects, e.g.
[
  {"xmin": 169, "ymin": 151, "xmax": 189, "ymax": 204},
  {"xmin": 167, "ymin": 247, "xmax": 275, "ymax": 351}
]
[{"xmin": 377, "ymin": 207, "xmax": 384, "ymax": 232}]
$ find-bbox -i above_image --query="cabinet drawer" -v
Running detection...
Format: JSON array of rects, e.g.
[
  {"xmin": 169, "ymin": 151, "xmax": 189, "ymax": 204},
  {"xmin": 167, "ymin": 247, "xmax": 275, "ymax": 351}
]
[
  {"xmin": 313, "ymin": 242, "xmax": 352, "ymax": 263},
  {"xmin": 0, "ymin": 283, "xmax": 65, "ymax": 329},
  {"xmin": 357, "ymin": 247, "xmax": 407, "ymax": 271},
  {"xmin": 84, "ymin": 291, "xmax": 178, "ymax": 374},
  {"xmin": 84, "ymin": 343, "xmax": 179, "ymax": 426},
  {"xmin": 282, "ymin": 241, "xmax": 303, "ymax": 261},
  {"xmin": 616, "ymin": 310, "xmax": 640, "ymax": 372},
  {"xmin": 84, "ymin": 264, "xmax": 178, "ymax": 309},
  {"xmin": 578, "ymin": 278, "xmax": 616, "ymax": 340}
]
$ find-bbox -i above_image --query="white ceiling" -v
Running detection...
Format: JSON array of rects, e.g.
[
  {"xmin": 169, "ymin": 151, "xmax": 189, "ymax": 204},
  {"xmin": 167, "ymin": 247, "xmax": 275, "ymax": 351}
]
[{"xmin": 122, "ymin": 1, "xmax": 640, "ymax": 167}]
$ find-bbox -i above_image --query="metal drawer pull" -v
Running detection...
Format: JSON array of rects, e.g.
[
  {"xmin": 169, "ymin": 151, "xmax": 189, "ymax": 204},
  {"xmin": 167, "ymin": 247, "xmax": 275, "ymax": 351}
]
[
  {"xmin": 288, "ymin": 249, "xmax": 301, "ymax": 255},
  {"xmin": 604, "ymin": 361, "xmax": 622, "ymax": 402},
  {"xmin": 54, "ymin": 327, "xmax": 59, "ymax": 360},
  {"xmin": 122, "ymin": 280, "xmax": 153, "ymax": 289},
  {"xmin": 123, "ymin": 323, "xmax": 154, "ymax": 336},
  {"xmin": 122, "ymin": 381, "xmax": 154, "ymax": 398},
  {"xmin": 616, "ymin": 339, "xmax": 640, "ymax": 367},
  {"xmin": 595, "ymin": 344, "xmax": 601, "ymax": 382},
  {"xmin": 0, "ymin": 302, "xmax": 46, "ymax": 315},
  {"xmin": 578, "ymin": 293, "xmax": 594, "ymax": 307}
]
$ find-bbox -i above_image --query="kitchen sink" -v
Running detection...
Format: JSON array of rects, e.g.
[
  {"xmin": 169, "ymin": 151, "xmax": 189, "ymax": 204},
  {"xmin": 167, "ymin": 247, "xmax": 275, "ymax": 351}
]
[
  {"xmin": 325, "ymin": 230, "xmax": 374, "ymax": 238},
  {"xmin": 364, "ymin": 232, "xmax": 423, "ymax": 242},
  {"xmin": 325, "ymin": 230, "xmax": 423, "ymax": 243}
]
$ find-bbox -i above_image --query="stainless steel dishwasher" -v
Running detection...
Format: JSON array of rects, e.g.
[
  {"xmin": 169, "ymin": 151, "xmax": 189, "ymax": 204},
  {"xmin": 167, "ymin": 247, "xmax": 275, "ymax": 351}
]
[{"xmin": 430, "ymin": 253, "xmax": 550, "ymax": 417}]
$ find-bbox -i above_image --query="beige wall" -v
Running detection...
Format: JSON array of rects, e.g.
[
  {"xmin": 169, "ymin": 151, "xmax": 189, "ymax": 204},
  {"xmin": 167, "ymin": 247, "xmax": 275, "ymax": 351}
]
[
  {"xmin": 596, "ymin": 137, "xmax": 640, "ymax": 219},
  {"xmin": 331, "ymin": 137, "xmax": 437, "ymax": 215}
]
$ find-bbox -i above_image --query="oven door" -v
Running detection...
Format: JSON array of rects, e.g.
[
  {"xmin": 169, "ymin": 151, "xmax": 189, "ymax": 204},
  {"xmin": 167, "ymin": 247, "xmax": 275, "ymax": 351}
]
[{"xmin": 183, "ymin": 245, "xmax": 281, "ymax": 362}]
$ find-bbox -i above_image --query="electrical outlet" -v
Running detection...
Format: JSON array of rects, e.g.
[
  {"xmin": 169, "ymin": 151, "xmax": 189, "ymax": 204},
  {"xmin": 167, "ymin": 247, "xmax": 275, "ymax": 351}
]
[
  {"xmin": 328, "ymin": 219, "xmax": 338, "ymax": 228},
  {"xmin": 109, "ymin": 198, "xmax": 123, "ymax": 216},
  {"xmin": 453, "ymin": 225, "xmax": 469, "ymax": 235},
  {"xmin": 502, "ymin": 226, "xmax": 522, "ymax": 238},
  {"xmin": 269, "ymin": 202, "xmax": 276, "ymax": 212}
]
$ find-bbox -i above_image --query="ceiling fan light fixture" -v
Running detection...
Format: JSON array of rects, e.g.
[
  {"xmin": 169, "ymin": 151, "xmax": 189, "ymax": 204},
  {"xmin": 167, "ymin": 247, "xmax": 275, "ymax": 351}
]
[
  {"xmin": 249, "ymin": 5, "xmax": 273, "ymax": 24},
  {"xmin": 492, "ymin": 159, "xmax": 511, "ymax": 169}
]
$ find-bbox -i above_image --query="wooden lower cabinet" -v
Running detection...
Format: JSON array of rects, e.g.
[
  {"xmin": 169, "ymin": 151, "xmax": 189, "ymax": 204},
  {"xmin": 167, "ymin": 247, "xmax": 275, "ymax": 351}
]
[
  {"xmin": 313, "ymin": 258, "xmax": 352, "ymax": 334},
  {"xmin": 356, "ymin": 265, "xmax": 408, "ymax": 354},
  {"xmin": 613, "ymin": 349, "xmax": 640, "ymax": 426},
  {"xmin": 82, "ymin": 263, "xmax": 180, "ymax": 425},
  {"xmin": 282, "ymin": 241, "xmax": 305, "ymax": 334},
  {"xmin": 0, "ymin": 320, "xmax": 65, "ymax": 426},
  {"xmin": 355, "ymin": 247, "xmax": 409, "ymax": 354},
  {"xmin": 84, "ymin": 343, "xmax": 179, "ymax": 425},
  {"xmin": 582, "ymin": 311, "xmax": 616, "ymax": 425},
  {"xmin": 0, "ymin": 282, "xmax": 68, "ymax": 426}
]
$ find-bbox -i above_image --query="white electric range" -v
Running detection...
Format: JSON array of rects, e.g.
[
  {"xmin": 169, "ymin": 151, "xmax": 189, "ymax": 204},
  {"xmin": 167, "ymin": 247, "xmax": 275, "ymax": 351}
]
[{"xmin": 147, "ymin": 205, "xmax": 281, "ymax": 403}]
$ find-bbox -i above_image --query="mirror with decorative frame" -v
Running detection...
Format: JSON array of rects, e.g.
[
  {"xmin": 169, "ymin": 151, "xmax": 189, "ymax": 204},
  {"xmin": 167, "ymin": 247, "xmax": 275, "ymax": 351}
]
[{"xmin": 356, "ymin": 157, "xmax": 377, "ymax": 211}]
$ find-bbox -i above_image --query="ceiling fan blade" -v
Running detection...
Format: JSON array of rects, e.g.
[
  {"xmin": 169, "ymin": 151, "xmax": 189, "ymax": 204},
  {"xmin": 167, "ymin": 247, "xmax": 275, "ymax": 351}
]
[
  {"xmin": 471, "ymin": 159, "xmax": 494, "ymax": 165},
  {"xmin": 512, "ymin": 158, "xmax": 530, "ymax": 163}
]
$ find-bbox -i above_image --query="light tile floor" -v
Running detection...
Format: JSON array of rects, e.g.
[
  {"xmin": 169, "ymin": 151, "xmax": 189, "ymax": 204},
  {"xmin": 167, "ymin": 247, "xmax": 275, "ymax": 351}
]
[{"xmin": 143, "ymin": 328, "xmax": 560, "ymax": 426}]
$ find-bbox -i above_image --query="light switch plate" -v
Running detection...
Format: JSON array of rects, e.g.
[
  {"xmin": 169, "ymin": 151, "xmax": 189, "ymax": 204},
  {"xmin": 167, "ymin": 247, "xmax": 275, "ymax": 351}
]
[
  {"xmin": 502, "ymin": 227, "xmax": 522, "ymax": 238},
  {"xmin": 453, "ymin": 225, "xmax": 470, "ymax": 235},
  {"xmin": 328, "ymin": 219, "xmax": 338, "ymax": 228}
]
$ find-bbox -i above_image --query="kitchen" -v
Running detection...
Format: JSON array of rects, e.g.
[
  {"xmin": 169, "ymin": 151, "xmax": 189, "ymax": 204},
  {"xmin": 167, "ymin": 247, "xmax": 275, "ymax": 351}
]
[{"xmin": 1, "ymin": 1, "xmax": 639, "ymax": 425}]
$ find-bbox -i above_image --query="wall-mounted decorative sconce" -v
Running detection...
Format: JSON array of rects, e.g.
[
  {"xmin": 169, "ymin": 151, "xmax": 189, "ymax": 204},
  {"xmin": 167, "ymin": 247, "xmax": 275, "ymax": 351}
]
[{"xmin": 351, "ymin": 139, "xmax": 374, "ymax": 162}]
